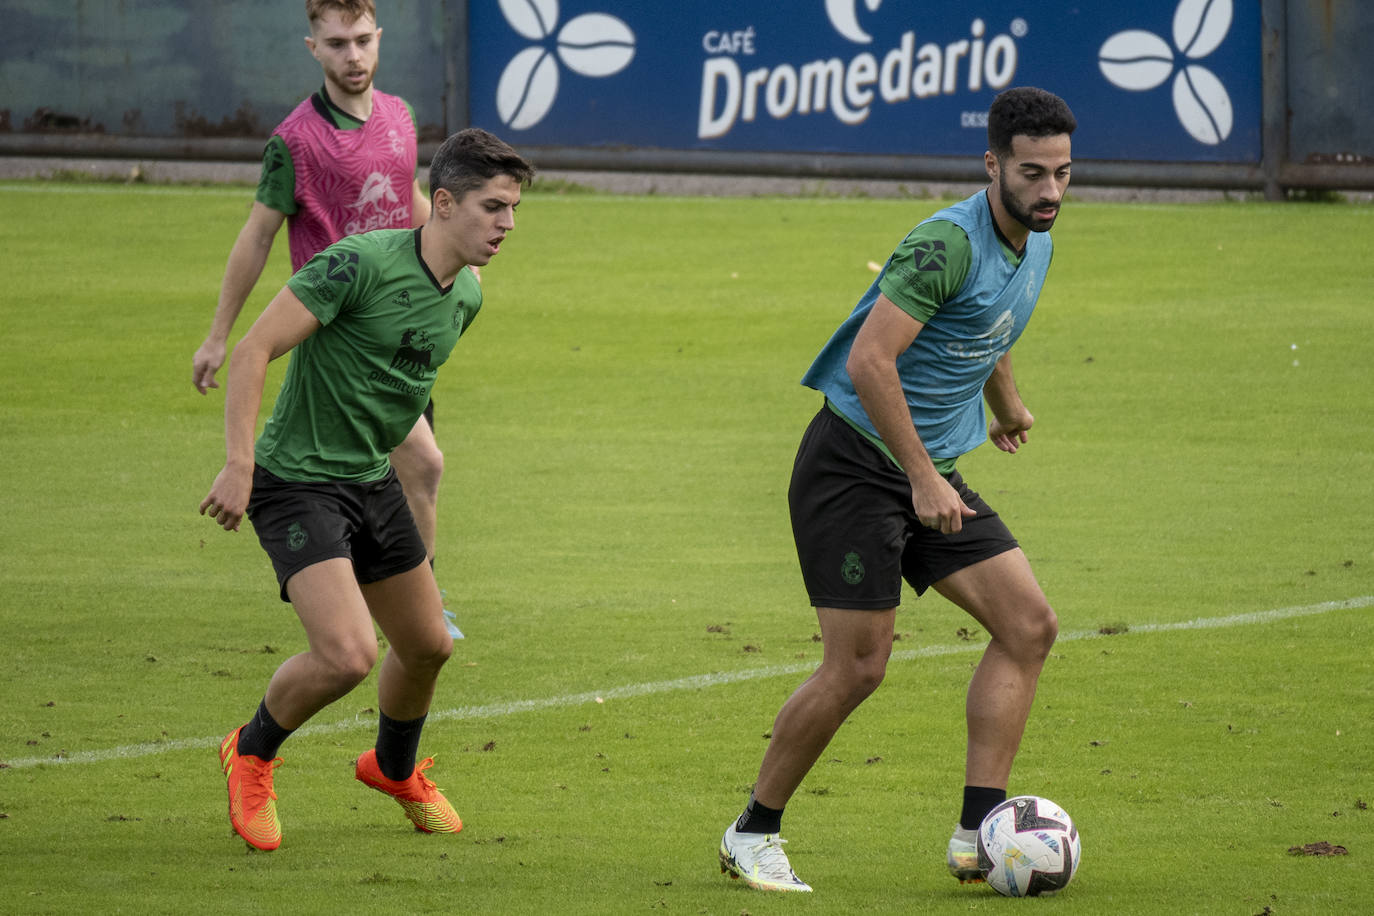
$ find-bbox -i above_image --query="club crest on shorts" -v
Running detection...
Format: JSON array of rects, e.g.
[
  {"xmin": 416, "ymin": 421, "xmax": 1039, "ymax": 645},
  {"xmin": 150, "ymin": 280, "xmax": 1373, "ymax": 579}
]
[
  {"xmin": 841, "ymin": 550, "xmax": 865, "ymax": 585},
  {"xmin": 287, "ymin": 521, "xmax": 308, "ymax": 552}
]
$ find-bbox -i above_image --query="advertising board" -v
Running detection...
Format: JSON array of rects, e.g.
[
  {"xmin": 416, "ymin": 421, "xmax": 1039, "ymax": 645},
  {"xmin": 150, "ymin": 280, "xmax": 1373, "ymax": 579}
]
[{"xmin": 469, "ymin": 0, "xmax": 1261, "ymax": 162}]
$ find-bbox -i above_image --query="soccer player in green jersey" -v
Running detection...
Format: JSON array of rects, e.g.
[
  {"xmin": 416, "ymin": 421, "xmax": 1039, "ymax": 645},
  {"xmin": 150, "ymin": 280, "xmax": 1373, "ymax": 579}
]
[
  {"xmin": 719, "ymin": 87, "xmax": 1076, "ymax": 892},
  {"xmin": 200, "ymin": 128, "xmax": 534, "ymax": 851}
]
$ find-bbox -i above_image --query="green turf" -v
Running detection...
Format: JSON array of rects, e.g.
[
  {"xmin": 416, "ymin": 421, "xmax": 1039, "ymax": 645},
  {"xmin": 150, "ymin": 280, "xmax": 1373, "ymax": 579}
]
[{"xmin": 1, "ymin": 181, "xmax": 1371, "ymax": 914}]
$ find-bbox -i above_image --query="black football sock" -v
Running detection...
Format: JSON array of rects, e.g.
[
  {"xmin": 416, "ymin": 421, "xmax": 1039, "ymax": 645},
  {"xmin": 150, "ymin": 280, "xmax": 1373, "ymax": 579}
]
[
  {"xmin": 959, "ymin": 785, "xmax": 1007, "ymax": 831},
  {"xmin": 236, "ymin": 698, "xmax": 294, "ymax": 760},
  {"xmin": 735, "ymin": 794, "xmax": 785, "ymax": 835},
  {"xmin": 375, "ymin": 711, "xmax": 428, "ymax": 781}
]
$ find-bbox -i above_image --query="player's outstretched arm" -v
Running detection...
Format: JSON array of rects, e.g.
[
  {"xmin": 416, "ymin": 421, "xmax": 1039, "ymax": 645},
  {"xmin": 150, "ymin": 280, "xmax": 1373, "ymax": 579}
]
[
  {"xmin": 983, "ymin": 353, "xmax": 1034, "ymax": 453},
  {"xmin": 193, "ymin": 202, "xmax": 287, "ymax": 393},
  {"xmin": 200, "ymin": 288, "xmax": 320, "ymax": 531}
]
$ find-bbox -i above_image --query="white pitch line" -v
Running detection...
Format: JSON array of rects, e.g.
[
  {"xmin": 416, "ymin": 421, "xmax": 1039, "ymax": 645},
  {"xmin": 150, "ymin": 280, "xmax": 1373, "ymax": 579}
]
[
  {"xmin": 0, "ymin": 182, "xmax": 249, "ymax": 197},
  {"xmin": 4, "ymin": 595, "xmax": 1370, "ymax": 771}
]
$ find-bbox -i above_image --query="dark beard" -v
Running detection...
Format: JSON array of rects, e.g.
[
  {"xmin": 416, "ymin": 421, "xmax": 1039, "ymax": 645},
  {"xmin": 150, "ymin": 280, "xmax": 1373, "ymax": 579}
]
[{"xmin": 1000, "ymin": 182, "xmax": 1059, "ymax": 233}]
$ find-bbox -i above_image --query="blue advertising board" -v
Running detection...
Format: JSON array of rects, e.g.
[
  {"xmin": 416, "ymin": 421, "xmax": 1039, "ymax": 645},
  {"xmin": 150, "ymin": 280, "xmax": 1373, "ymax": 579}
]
[{"xmin": 469, "ymin": 0, "xmax": 1261, "ymax": 162}]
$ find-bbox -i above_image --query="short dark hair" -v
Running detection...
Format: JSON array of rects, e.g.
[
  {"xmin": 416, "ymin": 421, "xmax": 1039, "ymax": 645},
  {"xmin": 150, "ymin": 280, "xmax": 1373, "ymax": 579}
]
[
  {"xmin": 428, "ymin": 128, "xmax": 536, "ymax": 202},
  {"xmin": 987, "ymin": 87, "xmax": 1077, "ymax": 157}
]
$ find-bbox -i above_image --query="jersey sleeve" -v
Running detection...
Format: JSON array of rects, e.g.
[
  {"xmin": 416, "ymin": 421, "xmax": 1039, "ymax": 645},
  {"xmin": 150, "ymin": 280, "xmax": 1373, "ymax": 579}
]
[
  {"xmin": 287, "ymin": 234, "xmax": 373, "ymax": 326},
  {"xmin": 402, "ymin": 99, "xmax": 421, "ymax": 180},
  {"xmin": 878, "ymin": 219, "xmax": 973, "ymax": 324},
  {"xmin": 456, "ymin": 269, "xmax": 483, "ymax": 333},
  {"xmin": 254, "ymin": 135, "xmax": 298, "ymax": 215}
]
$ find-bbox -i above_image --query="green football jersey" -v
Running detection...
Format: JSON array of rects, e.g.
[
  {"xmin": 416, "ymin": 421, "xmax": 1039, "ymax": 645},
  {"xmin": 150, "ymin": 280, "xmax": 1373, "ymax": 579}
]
[
  {"xmin": 878, "ymin": 218, "xmax": 974, "ymax": 324},
  {"xmin": 255, "ymin": 228, "xmax": 481, "ymax": 482}
]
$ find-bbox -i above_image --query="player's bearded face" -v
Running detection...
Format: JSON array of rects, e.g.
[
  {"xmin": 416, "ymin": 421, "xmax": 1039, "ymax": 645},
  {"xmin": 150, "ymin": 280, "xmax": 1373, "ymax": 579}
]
[
  {"xmin": 324, "ymin": 46, "xmax": 379, "ymax": 96},
  {"xmin": 996, "ymin": 135, "xmax": 1072, "ymax": 233},
  {"xmin": 999, "ymin": 179, "xmax": 1060, "ymax": 233},
  {"xmin": 311, "ymin": 14, "xmax": 381, "ymax": 97}
]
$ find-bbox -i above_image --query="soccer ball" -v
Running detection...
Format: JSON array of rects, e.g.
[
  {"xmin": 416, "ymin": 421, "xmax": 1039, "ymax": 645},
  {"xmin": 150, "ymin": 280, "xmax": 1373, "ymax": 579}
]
[{"xmin": 977, "ymin": 795, "xmax": 1080, "ymax": 897}]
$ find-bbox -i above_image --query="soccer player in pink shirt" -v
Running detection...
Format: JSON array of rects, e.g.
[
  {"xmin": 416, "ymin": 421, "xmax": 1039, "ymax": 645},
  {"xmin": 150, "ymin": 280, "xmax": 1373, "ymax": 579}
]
[{"xmin": 192, "ymin": 0, "xmax": 463, "ymax": 636}]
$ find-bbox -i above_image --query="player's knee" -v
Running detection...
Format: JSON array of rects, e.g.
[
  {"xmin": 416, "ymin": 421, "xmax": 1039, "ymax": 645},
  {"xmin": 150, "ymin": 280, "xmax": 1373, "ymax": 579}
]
[
  {"xmin": 394, "ymin": 443, "xmax": 444, "ymax": 501},
  {"xmin": 429, "ymin": 632, "xmax": 454, "ymax": 669},
  {"xmin": 853, "ymin": 660, "xmax": 888, "ymax": 701},
  {"xmin": 415, "ymin": 445, "xmax": 444, "ymax": 494},
  {"xmin": 832, "ymin": 651, "xmax": 889, "ymax": 706},
  {"xmin": 987, "ymin": 597, "xmax": 1058, "ymax": 664},
  {"xmin": 1019, "ymin": 601, "xmax": 1059, "ymax": 661},
  {"xmin": 400, "ymin": 630, "xmax": 453, "ymax": 676},
  {"xmin": 322, "ymin": 643, "xmax": 378, "ymax": 692}
]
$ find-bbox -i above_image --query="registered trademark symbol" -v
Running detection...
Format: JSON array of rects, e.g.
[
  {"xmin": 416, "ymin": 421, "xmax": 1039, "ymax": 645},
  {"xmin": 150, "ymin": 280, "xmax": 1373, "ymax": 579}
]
[{"xmin": 1010, "ymin": 18, "xmax": 1028, "ymax": 38}]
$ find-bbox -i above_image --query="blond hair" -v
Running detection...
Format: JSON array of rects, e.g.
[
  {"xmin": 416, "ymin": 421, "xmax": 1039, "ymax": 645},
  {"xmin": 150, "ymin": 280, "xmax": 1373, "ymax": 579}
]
[{"xmin": 306, "ymin": 0, "xmax": 376, "ymax": 27}]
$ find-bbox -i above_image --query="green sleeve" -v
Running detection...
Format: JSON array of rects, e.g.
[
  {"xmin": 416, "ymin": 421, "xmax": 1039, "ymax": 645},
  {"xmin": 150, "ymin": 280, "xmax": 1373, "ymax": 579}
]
[
  {"xmin": 287, "ymin": 235, "xmax": 371, "ymax": 326},
  {"xmin": 401, "ymin": 99, "xmax": 421, "ymax": 180},
  {"xmin": 458, "ymin": 269, "xmax": 482, "ymax": 332},
  {"xmin": 878, "ymin": 219, "xmax": 972, "ymax": 323},
  {"xmin": 254, "ymin": 135, "xmax": 297, "ymax": 215}
]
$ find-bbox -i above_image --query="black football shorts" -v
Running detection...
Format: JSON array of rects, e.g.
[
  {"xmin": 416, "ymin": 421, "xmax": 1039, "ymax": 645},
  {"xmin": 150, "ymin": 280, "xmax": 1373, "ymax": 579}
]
[
  {"xmin": 788, "ymin": 405, "xmax": 1019, "ymax": 609},
  {"xmin": 246, "ymin": 465, "xmax": 428, "ymax": 601}
]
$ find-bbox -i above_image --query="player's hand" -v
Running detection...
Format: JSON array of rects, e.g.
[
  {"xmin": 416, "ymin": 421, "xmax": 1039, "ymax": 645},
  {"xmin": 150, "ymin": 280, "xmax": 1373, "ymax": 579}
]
[
  {"xmin": 192, "ymin": 338, "xmax": 227, "ymax": 394},
  {"xmin": 989, "ymin": 410, "xmax": 1034, "ymax": 454},
  {"xmin": 200, "ymin": 464, "xmax": 253, "ymax": 532},
  {"xmin": 910, "ymin": 472, "xmax": 977, "ymax": 535}
]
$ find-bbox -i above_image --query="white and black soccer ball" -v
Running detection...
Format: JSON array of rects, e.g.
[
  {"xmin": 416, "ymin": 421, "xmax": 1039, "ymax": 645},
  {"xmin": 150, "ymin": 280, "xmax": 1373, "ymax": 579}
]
[{"xmin": 977, "ymin": 795, "xmax": 1080, "ymax": 897}]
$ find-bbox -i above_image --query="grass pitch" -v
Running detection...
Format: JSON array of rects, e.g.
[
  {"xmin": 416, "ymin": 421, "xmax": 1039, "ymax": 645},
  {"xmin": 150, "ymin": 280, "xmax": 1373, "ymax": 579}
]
[{"xmin": 0, "ymin": 180, "xmax": 1371, "ymax": 914}]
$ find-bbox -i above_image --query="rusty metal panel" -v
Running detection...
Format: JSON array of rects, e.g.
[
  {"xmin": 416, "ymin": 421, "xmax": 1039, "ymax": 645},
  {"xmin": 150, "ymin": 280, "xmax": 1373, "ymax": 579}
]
[
  {"xmin": 1285, "ymin": 0, "xmax": 1373, "ymax": 165},
  {"xmin": 0, "ymin": 0, "xmax": 447, "ymax": 140}
]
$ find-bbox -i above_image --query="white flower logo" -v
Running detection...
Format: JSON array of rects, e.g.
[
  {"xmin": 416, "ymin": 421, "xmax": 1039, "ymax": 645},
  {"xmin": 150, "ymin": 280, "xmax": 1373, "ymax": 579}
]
[
  {"xmin": 824, "ymin": 0, "xmax": 883, "ymax": 44},
  {"xmin": 1098, "ymin": 0, "xmax": 1234, "ymax": 145},
  {"xmin": 496, "ymin": 0, "xmax": 636, "ymax": 130}
]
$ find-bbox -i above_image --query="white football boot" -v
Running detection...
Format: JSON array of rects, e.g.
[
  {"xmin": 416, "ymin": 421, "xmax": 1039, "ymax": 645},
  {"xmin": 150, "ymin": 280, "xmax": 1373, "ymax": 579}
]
[
  {"xmin": 719, "ymin": 823, "xmax": 813, "ymax": 892},
  {"xmin": 947, "ymin": 825, "xmax": 985, "ymax": 883}
]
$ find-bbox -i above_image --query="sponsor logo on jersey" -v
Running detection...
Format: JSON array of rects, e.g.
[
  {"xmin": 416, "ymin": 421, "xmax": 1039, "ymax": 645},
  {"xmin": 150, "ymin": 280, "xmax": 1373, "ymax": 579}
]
[
  {"xmin": 912, "ymin": 239, "xmax": 948, "ymax": 272},
  {"xmin": 368, "ymin": 328, "xmax": 437, "ymax": 398},
  {"xmin": 389, "ymin": 328, "xmax": 435, "ymax": 375},
  {"xmin": 945, "ymin": 309, "xmax": 1014, "ymax": 363},
  {"xmin": 326, "ymin": 251, "xmax": 360, "ymax": 283},
  {"xmin": 345, "ymin": 171, "xmax": 410, "ymax": 236}
]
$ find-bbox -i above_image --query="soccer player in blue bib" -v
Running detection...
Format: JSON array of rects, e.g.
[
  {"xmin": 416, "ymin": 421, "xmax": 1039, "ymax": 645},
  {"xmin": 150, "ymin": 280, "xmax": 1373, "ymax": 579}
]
[{"xmin": 720, "ymin": 87, "xmax": 1077, "ymax": 892}]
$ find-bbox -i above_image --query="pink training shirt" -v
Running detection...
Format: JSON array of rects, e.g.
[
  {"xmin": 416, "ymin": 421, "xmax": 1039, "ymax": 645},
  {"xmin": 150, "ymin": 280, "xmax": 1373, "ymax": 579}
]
[{"xmin": 273, "ymin": 90, "xmax": 419, "ymax": 271}]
